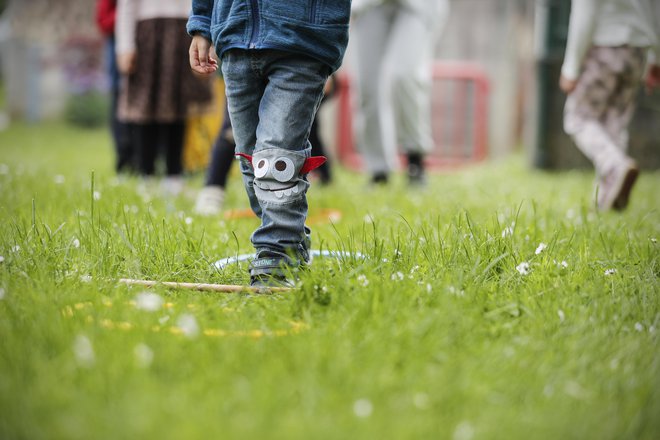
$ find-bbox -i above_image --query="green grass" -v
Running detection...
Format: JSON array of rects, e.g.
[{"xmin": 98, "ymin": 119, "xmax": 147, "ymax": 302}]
[{"xmin": 0, "ymin": 120, "xmax": 658, "ymax": 439}]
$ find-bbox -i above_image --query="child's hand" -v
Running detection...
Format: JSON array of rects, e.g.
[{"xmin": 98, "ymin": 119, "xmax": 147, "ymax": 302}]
[
  {"xmin": 559, "ymin": 74, "xmax": 577, "ymax": 94},
  {"xmin": 117, "ymin": 52, "xmax": 136, "ymax": 75},
  {"xmin": 189, "ymin": 35, "xmax": 218, "ymax": 75}
]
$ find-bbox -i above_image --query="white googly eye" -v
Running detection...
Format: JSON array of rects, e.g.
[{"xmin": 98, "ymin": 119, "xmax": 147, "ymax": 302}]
[
  {"xmin": 253, "ymin": 157, "xmax": 270, "ymax": 178},
  {"xmin": 271, "ymin": 157, "xmax": 296, "ymax": 182}
]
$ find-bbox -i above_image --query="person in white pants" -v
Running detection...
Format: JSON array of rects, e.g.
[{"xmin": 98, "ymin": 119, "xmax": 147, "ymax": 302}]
[
  {"xmin": 560, "ymin": 0, "xmax": 660, "ymax": 211},
  {"xmin": 352, "ymin": 0, "xmax": 449, "ymax": 185}
]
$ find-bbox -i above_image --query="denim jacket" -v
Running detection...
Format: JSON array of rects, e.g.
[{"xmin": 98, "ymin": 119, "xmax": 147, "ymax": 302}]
[{"xmin": 187, "ymin": 0, "xmax": 351, "ymax": 72}]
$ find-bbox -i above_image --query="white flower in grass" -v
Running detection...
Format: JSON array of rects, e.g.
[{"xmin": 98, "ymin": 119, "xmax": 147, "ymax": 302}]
[
  {"xmin": 54, "ymin": 174, "xmax": 65, "ymax": 184},
  {"xmin": 71, "ymin": 238, "xmax": 80, "ymax": 248},
  {"xmin": 176, "ymin": 313, "xmax": 199, "ymax": 338},
  {"xmin": 413, "ymin": 392, "xmax": 430, "ymax": 409},
  {"xmin": 557, "ymin": 309, "xmax": 565, "ymax": 322},
  {"xmin": 357, "ymin": 275, "xmax": 369, "ymax": 287},
  {"xmin": 0, "ymin": 163, "xmax": 8, "ymax": 175},
  {"xmin": 11, "ymin": 245, "xmax": 20, "ymax": 253},
  {"xmin": 650, "ymin": 326, "xmax": 656, "ymax": 334},
  {"xmin": 634, "ymin": 322, "xmax": 644, "ymax": 332},
  {"xmin": 363, "ymin": 214, "xmax": 374, "ymax": 224},
  {"xmin": 650, "ymin": 237, "xmax": 657, "ymax": 244},
  {"xmin": 353, "ymin": 398, "xmax": 373, "ymax": 418},
  {"xmin": 185, "ymin": 217, "xmax": 193, "ymax": 225},
  {"xmin": 80, "ymin": 275, "xmax": 92, "ymax": 283},
  {"xmin": 134, "ymin": 343, "xmax": 154, "ymax": 368},
  {"xmin": 93, "ymin": 191, "xmax": 101, "ymax": 201},
  {"xmin": 0, "ymin": 287, "xmax": 5, "ymax": 300},
  {"xmin": 135, "ymin": 292, "xmax": 163, "ymax": 312},
  {"xmin": 554, "ymin": 260, "xmax": 568, "ymax": 269},
  {"xmin": 501, "ymin": 226, "xmax": 514, "ymax": 238},
  {"xmin": 453, "ymin": 421, "xmax": 475, "ymax": 440},
  {"xmin": 516, "ymin": 261, "xmax": 531, "ymax": 276},
  {"xmin": 391, "ymin": 271, "xmax": 404, "ymax": 281},
  {"xmin": 604, "ymin": 268, "xmax": 617, "ymax": 276},
  {"xmin": 535, "ymin": 242, "xmax": 547, "ymax": 255},
  {"xmin": 73, "ymin": 334, "xmax": 95, "ymax": 368},
  {"xmin": 0, "ymin": 255, "xmax": 4, "ymax": 263},
  {"xmin": 158, "ymin": 315, "xmax": 170, "ymax": 325},
  {"xmin": 426, "ymin": 283, "xmax": 432, "ymax": 293}
]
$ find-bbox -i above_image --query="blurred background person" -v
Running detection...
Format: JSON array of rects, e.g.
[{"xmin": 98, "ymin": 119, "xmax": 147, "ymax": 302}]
[
  {"xmin": 560, "ymin": 0, "xmax": 660, "ymax": 211},
  {"xmin": 351, "ymin": 0, "xmax": 450, "ymax": 186},
  {"xmin": 115, "ymin": 0, "xmax": 212, "ymax": 194},
  {"xmin": 96, "ymin": 0, "xmax": 135, "ymax": 174}
]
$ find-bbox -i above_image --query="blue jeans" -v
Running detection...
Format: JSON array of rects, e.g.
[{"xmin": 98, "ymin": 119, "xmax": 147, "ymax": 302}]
[{"xmin": 221, "ymin": 49, "xmax": 329, "ymax": 273}]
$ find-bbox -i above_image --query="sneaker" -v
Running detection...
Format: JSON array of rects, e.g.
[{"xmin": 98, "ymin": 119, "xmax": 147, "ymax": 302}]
[
  {"xmin": 407, "ymin": 153, "xmax": 427, "ymax": 186},
  {"xmin": 250, "ymin": 273, "xmax": 294, "ymax": 288},
  {"xmin": 249, "ymin": 250, "xmax": 296, "ymax": 288},
  {"xmin": 194, "ymin": 185, "xmax": 224, "ymax": 215},
  {"xmin": 597, "ymin": 160, "xmax": 639, "ymax": 212},
  {"xmin": 370, "ymin": 172, "xmax": 389, "ymax": 185}
]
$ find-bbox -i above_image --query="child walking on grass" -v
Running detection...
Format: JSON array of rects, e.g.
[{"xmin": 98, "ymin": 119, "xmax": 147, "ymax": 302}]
[{"xmin": 187, "ymin": 0, "xmax": 351, "ymax": 286}]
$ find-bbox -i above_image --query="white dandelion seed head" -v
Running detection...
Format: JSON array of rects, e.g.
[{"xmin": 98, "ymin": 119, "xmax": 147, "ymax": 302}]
[
  {"xmin": 54, "ymin": 174, "xmax": 65, "ymax": 184},
  {"xmin": 93, "ymin": 191, "xmax": 101, "ymax": 201},
  {"xmin": 185, "ymin": 217, "xmax": 193, "ymax": 225},
  {"xmin": 0, "ymin": 255, "xmax": 4, "ymax": 263},
  {"xmin": 560, "ymin": 260, "xmax": 568, "ymax": 268},
  {"xmin": 604, "ymin": 268, "xmax": 617, "ymax": 276},
  {"xmin": 135, "ymin": 292, "xmax": 163, "ymax": 312},
  {"xmin": 176, "ymin": 313, "xmax": 199, "ymax": 338},
  {"xmin": 634, "ymin": 322, "xmax": 644, "ymax": 332},
  {"xmin": 391, "ymin": 271, "xmax": 404, "ymax": 281},
  {"xmin": 357, "ymin": 274, "xmax": 369, "ymax": 287},
  {"xmin": 73, "ymin": 334, "xmax": 95, "ymax": 368},
  {"xmin": 453, "ymin": 421, "xmax": 475, "ymax": 440},
  {"xmin": 535, "ymin": 242, "xmax": 547, "ymax": 255},
  {"xmin": 353, "ymin": 398, "xmax": 373, "ymax": 418},
  {"xmin": 71, "ymin": 238, "xmax": 80, "ymax": 248},
  {"xmin": 134, "ymin": 343, "xmax": 154, "ymax": 368},
  {"xmin": 413, "ymin": 392, "xmax": 430, "ymax": 409},
  {"xmin": 516, "ymin": 261, "xmax": 531, "ymax": 276}
]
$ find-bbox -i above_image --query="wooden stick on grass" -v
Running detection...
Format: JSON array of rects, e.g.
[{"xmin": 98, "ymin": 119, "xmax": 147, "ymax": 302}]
[{"xmin": 117, "ymin": 278, "xmax": 291, "ymax": 293}]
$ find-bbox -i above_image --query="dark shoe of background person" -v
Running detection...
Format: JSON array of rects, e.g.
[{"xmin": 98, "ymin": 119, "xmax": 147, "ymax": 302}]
[
  {"xmin": 370, "ymin": 172, "xmax": 389, "ymax": 185},
  {"xmin": 407, "ymin": 152, "xmax": 427, "ymax": 186},
  {"xmin": 597, "ymin": 159, "xmax": 639, "ymax": 211}
]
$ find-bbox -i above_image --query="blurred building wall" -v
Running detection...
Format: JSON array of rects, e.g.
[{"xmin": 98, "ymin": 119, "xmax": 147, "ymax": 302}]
[{"xmin": 0, "ymin": 0, "xmax": 101, "ymax": 121}]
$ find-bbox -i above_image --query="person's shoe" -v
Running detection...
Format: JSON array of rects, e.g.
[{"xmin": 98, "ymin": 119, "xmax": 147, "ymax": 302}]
[
  {"xmin": 370, "ymin": 172, "xmax": 389, "ymax": 186},
  {"xmin": 597, "ymin": 160, "xmax": 639, "ymax": 212},
  {"xmin": 250, "ymin": 273, "xmax": 294, "ymax": 288},
  {"xmin": 161, "ymin": 176, "xmax": 185, "ymax": 197},
  {"xmin": 194, "ymin": 185, "xmax": 225, "ymax": 215},
  {"xmin": 249, "ymin": 251, "xmax": 296, "ymax": 288},
  {"xmin": 407, "ymin": 153, "xmax": 427, "ymax": 186}
]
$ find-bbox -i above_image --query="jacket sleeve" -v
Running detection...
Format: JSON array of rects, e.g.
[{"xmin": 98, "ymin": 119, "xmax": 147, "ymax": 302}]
[
  {"xmin": 561, "ymin": 0, "xmax": 600, "ymax": 81},
  {"xmin": 96, "ymin": 0, "xmax": 116, "ymax": 36},
  {"xmin": 187, "ymin": 0, "xmax": 213, "ymax": 41},
  {"xmin": 115, "ymin": 0, "xmax": 138, "ymax": 55}
]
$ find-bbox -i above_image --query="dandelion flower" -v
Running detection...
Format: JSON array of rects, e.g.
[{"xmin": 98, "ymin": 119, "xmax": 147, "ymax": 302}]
[
  {"xmin": 71, "ymin": 238, "xmax": 80, "ymax": 248},
  {"xmin": 353, "ymin": 398, "xmax": 373, "ymax": 418},
  {"xmin": 535, "ymin": 243, "xmax": 547, "ymax": 255},
  {"xmin": 604, "ymin": 268, "xmax": 617, "ymax": 276},
  {"xmin": 134, "ymin": 343, "xmax": 154, "ymax": 368},
  {"xmin": 0, "ymin": 255, "xmax": 4, "ymax": 263},
  {"xmin": 73, "ymin": 334, "xmax": 95, "ymax": 368},
  {"xmin": 516, "ymin": 261, "xmax": 531, "ymax": 276},
  {"xmin": 634, "ymin": 322, "xmax": 644, "ymax": 332},
  {"xmin": 357, "ymin": 274, "xmax": 369, "ymax": 287},
  {"xmin": 93, "ymin": 191, "xmax": 101, "ymax": 201},
  {"xmin": 135, "ymin": 292, "xmax": 163, "ymax": 312},
  {"xmin": 176, "ymin": 313, "xmax": 199, "ymax": 338},
  {"xmin": 650, "ymin": 237, "xmax": 657, "ymax": 244},
  {"xmin": 185, "ymin": 217, "xmax": 193, "ymax": 225}
]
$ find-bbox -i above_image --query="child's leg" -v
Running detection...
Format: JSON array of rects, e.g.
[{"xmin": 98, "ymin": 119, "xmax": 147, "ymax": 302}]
[
  {"xmin": 133, "ymin": 123, "xmax": 159, "ymax": 176},
  {"xmin": 162, "ymin": 121, "xmax": 185, "ymax": 176},
  {"xmin": 222, "ymin": 50, "xmax": 328, "ymax": 281}
]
